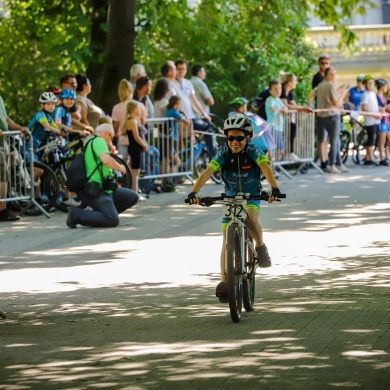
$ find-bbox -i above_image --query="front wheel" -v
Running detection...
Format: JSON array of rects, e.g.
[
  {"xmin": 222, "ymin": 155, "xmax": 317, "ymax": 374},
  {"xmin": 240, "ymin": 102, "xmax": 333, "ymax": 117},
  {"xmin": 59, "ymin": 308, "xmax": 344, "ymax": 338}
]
[
  {"xmin": 243, "ymin": 232, "xmax": 256, "ymax": 312},
  {"xmin": 33, "ymin": 161, "xmax": 59, "ymax": 212},
  {"xmin": 226, "ymin": 223, "xmax": 243, "ymax": 323}
]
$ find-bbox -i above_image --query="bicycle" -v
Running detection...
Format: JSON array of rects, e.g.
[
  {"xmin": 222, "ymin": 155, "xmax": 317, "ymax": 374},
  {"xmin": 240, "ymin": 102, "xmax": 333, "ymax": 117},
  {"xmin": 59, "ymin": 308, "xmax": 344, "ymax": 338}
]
[
  {"xmin": 339, "ymin": 111, "xmax": 369, "ymax": 165},
  {"xmin": 7, "ymin": 135, "xmax": 59, "ymax": 214},
  {"xmin": 185, "ymin": 190, "xmax": 286, "ymax": 323},
  {"xmin": 178, "ymin": 118, "xmax": 224, "ymax": 184},
  {"xmin": 38, "ymin": 135, "xmax": 132, "ymax": 212}
]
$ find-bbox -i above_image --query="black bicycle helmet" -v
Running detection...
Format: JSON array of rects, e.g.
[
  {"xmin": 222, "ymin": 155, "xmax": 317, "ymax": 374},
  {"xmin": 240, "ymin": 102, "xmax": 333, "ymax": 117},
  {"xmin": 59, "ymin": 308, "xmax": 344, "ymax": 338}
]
[
  {"xmin": 39, "ymin": 92, "xmax": 57, "ymax": 103},
  {"xmin": 228, "ymin": 97, "xmax": 249, "ymax": 110},
  {"xmin": 375, "ymin": 78, "xmax": 388, "ymax": 88},
  {"xmin": 223, "ymin": 114, "xmax": 254, "ymax": 137}
]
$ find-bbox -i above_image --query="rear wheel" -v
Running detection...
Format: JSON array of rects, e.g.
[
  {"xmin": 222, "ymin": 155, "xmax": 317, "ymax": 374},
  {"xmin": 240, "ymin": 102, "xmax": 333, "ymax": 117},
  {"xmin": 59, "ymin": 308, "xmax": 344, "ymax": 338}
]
[
  {"xmin": 243, "ymin": 232, "xmax": 256, "ymax": 312},
  {"xmin": 226, "ymin": 223, "xmax": 243, "ymax": 323}
]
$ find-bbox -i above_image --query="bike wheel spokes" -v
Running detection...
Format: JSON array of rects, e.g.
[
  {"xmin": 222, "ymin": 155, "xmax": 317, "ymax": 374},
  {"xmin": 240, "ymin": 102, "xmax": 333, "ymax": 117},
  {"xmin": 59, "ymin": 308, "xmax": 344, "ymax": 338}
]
[
  {"xmin": 243, "ymin": 235, "xmax": 256, "ymax": 312},
  {"xmin": 226, "ymin": 223, "xmax": 243, "ymax": 323}
]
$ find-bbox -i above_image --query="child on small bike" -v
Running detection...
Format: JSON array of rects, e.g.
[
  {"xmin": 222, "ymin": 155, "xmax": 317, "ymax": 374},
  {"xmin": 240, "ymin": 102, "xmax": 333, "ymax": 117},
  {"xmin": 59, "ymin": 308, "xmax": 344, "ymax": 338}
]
[
  {"xmin": 187, "ymin": 114, "xmax": 281, "ymax": 299},
  {"xmin": 26, "ymin": 92, "xmax": 66, "ymax": 161},
  {"xmin": 53, "ymin": 89, "xmax": 93, "ymax": 141}
]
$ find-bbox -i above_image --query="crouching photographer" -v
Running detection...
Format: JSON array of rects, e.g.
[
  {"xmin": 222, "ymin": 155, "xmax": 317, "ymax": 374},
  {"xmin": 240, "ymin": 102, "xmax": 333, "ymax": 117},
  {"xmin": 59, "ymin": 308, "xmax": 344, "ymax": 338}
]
[{"xmin": 66, "ymin": 124, "xmax": 138, "ymax": 228}]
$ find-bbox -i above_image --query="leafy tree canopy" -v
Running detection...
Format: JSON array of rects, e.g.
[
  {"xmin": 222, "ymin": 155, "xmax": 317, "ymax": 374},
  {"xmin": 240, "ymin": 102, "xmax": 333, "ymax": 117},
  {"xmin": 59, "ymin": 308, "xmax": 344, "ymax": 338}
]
[{"xmin": 0, "ymin": 0, "xmax": 374, "ymax": 122}]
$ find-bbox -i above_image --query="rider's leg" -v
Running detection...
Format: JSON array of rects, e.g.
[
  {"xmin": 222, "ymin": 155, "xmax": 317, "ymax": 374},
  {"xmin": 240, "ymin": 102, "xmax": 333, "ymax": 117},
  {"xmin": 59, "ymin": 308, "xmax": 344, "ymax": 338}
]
[{"xmin": 245, "ymin": 207, "xmax": 271, "ymax": 268}]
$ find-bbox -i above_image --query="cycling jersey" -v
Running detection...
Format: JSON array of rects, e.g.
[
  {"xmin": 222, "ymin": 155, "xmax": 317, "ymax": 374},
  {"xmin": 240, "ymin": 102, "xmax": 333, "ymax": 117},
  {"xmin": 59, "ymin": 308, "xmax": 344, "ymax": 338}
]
[
  {"xmin": 209, "ymin": 143, "xmax": 269, "ymax": 196},
  {"xmin": 27, "ymin": 110, "xmax": 58, "ymax": 149},
  {"xmin": 53, "ymin": 105, "xmax": 72, "ymax": 128}
]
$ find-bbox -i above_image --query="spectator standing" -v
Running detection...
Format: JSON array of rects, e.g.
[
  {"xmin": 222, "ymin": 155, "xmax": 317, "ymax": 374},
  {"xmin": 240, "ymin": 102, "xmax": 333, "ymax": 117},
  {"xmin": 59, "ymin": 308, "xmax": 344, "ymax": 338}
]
[
  {"xmin": 66, "ymin": 124, "xmax": 138, "ymax": 228},
  {"xmin": 0, "ymin": 94, "xmax": 29, "ymax": 221},
  {"xmin": 111, "ymin": 79, "xmax": 134, "ymax": 155},
  {"xmin": 171, "ymin": 60, "xmax": 211, "ymax": 122},
  {"xmin": 153, "ymin": 78, "xmax": 170, "ymax": 118},
  {"xmin": 122, "ymin": 101, "xmax": 148, "ymax": 200},
  {"xmin": 312, "ymin": 54, "xmax": 331, "ymax": 89},
  {"xmin": 375, "ymin": 78, "xmax": 390, "ymax": 166},
  {"xmin": 190, "ymin": 64, "xmax": 214, "ymax": 118},
  {"xmin": 265, "ymin": 80, "xmax": 288, "ymax": 160},
  {"xmin": 311, "ymin": 67, "xmax": 350, "ymax": 173},
  {"xmin": 361, "ymin": 75, "xmax": 382, "ymax": 167},
  {"xmin": 134, "ymin": 76, "xmax": 153, "ymax": 123},
  {"xmin": 280, "ymin": 72, "xmax": 311, "ymax": 161},
  {"xmin": 161, "ymin": 60, "xmax": 177, "ymax": 99},
  {"xmin": 129, "ymin": 64, "xmax": 154, "ymax": 119},
  {"xmin": 345, "ymin": 74, "xmax": 366, "ymax": 111},
  {"xmin": 75, "ymin": 75, "xmax": 105, "ymax": 129}
]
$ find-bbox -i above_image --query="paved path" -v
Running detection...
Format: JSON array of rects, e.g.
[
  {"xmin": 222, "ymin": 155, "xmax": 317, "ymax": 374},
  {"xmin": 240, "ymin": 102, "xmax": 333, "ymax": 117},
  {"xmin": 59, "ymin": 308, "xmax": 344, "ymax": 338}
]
[{"xmin": 0, "ymin": 162, "xmax": 390, "ymax": 389}]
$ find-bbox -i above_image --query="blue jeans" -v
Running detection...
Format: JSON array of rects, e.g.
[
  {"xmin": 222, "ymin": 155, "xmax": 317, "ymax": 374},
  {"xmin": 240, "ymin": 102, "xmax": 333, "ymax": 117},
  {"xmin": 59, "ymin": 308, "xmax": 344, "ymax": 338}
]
[{"xmin": 74, "ymin": 187, "xmax": 138, "ymax": 227}]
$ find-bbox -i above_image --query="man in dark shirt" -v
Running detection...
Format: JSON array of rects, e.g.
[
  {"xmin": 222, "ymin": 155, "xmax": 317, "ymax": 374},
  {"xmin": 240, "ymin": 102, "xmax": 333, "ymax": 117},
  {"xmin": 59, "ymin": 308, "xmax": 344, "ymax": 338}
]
[{"xmin": 312, "ymin": 54, "xmax": 331, "ymax": 89}]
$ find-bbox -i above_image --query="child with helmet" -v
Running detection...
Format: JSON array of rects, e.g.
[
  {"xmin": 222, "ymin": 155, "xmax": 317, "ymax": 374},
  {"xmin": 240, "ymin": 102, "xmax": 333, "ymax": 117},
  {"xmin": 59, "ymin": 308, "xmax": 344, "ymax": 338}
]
[
  {"xmin": 26, "ymin": 92, "xmax": 65, "ymax": 161},
  {"xmin": 53, "ymin": 88, "xmax": 92, "ymax": 141},
  {"xmin": 187, "ymin": 113, "xmax": 281, "ymax": 301}
]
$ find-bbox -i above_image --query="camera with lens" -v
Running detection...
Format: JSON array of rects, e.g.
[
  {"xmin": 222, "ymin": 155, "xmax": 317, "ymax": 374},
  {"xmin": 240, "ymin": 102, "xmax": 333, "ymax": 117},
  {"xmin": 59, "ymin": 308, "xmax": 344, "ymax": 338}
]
[{"xmin": 102, "ymin": 176, "xmax": 118, "ymax": 191}]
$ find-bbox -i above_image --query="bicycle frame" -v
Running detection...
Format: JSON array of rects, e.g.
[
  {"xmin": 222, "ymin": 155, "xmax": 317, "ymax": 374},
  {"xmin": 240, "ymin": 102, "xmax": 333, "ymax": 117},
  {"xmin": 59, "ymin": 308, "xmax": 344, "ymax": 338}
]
[{"xmin": 223, "ymin": 195, "xmax": 256, "ymax": 277}]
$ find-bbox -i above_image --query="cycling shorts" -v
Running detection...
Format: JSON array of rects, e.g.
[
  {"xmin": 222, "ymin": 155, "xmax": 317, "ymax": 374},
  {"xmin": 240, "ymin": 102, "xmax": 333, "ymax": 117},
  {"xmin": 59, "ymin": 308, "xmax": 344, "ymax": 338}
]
[{"xmin": 221, "ymin": 200, "xmax": 260, "ymax": 230}]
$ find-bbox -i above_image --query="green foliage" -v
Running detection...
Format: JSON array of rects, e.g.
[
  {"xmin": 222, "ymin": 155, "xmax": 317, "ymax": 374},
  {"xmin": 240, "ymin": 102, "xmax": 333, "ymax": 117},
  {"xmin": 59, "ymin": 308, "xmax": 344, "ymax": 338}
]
[
  {"xmin": 0, "ymin": 0, "xmax": 93, "ymax": 123},
  {"xmin": 0, "ymin": 0, "xmax": 375, "ymax": 123}
]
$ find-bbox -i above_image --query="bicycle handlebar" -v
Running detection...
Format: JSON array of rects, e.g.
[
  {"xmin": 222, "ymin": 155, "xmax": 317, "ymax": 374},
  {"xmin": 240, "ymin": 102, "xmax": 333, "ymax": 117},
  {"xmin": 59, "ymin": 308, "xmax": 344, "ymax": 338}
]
[{"xmin": 185, "ymin": 191, "xmax": 286, "ymax": 206}]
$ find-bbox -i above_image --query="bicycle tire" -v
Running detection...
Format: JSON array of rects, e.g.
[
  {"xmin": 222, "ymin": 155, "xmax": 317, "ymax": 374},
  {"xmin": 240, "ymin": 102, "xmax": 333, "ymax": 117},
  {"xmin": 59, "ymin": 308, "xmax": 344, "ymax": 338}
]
[
  {"xmin": 243, "ymin": 232, "xmax": 256, "ymax": 312},
  {"xmin": 110, "ymin": 154, "xmax": 132, "ymax": 189},
  {"xmin": 352, "ymin": 130, "xmax": 367, "ymax": 165},
  {"xmin": 0, "ymin": 309, "xmax": 7, "ymax": 319},
  {"xmin": 33, "ymin": 161, "xmax": 59, "ymax": 212},
  {"xmin": 194, "ymin": 149, "xmax": 223, "ymax": 184},
  {"xmin": 226, "ymin": 223, "xmax": 243, "ymax": 323},
  {"xmin": 339, "ymin": 130, "xmax": 350, "ymax": 164}
]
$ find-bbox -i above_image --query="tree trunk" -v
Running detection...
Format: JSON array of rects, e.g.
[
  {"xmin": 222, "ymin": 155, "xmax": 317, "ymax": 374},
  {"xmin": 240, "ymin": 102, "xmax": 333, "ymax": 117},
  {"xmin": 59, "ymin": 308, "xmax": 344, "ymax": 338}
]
[
  {"xmin": 86, "ymin": 0, "xmax": 109, "ymax": 102},
  {"xmin": 96, "ymin": 0, "xmax": 136, "ymax": 115}
]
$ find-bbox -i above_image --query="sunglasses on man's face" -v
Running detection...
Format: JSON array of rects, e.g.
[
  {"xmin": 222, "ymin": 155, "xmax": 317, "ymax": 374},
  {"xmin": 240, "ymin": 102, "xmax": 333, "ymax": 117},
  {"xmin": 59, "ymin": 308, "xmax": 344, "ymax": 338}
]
[
  {"xmin": 226, "ymin": 135, "xmax": 246, "ymax": 142},
  {"xmin": 320, "ymin": 62, "xmax": 330, "ymax": 66}
]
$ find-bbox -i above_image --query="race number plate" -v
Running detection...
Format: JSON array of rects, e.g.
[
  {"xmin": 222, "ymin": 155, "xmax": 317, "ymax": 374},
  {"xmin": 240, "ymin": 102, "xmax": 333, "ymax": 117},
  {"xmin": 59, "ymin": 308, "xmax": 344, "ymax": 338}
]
[{"xmin": 222, "ymin": 199, "xmax": 247, "ymax": 219}]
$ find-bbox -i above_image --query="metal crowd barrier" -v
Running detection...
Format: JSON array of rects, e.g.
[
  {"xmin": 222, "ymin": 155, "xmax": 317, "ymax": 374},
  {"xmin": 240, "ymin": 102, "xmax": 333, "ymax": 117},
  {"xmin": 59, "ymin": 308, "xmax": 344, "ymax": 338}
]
[
  {"xmin": 0, "ymin": 131, "xmax": 49, "ymax": 217},
  {"xmin": 140, "ymin": 117, "xmax": 194, "ymax": 184},
  {"xmin": 270, "ymin": 111, "xmax": 323, "ymax": 179}
]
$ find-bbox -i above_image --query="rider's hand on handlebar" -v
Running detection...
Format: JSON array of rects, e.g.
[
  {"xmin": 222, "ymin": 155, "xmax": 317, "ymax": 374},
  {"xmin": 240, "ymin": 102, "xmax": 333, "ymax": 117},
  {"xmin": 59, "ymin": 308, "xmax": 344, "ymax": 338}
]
[
  {"xmin": 187, "ymin": 192, "xmax": 199, "ymax": 205},
  {"xmin": 267, "ymin": 188, "xmax": 280, "ymax": 203}
]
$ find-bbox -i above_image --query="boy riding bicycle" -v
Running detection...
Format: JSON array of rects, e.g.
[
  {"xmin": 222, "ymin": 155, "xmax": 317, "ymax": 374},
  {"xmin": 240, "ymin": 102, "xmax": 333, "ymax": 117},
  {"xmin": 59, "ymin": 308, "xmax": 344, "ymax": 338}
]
[{"xmin": 187, "ymin": 114, "xmax": 281, "ymax": 300}]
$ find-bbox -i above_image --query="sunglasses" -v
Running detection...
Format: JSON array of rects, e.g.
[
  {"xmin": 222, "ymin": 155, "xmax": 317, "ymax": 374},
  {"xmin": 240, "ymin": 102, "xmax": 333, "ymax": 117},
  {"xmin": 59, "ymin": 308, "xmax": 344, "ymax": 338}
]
[
  {"xmin": 226, "ymin": 135, "xmax": 246, "ymax": 142},
  {"xmin": 320, "ymin": 62, "xmax": 330, "ymax": 65}
]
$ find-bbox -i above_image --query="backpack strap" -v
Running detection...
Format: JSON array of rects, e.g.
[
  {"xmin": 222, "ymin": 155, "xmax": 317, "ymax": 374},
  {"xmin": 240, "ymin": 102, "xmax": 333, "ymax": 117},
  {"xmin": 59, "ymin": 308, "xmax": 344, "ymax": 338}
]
[{"xmin": 83, "ymin": 137, "xmax": 103, "ymax": 182}]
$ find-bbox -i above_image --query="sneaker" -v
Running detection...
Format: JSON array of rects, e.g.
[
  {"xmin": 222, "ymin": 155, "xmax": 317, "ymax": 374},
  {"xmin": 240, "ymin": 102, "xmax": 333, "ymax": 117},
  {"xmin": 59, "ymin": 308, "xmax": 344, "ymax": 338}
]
[
  {"xmin": 256, "ymin": 245, "xmax": 272, "ymax": 268},
  {"xmin": 364, "ymin": 160, "xmax": 379, "ymax": 167},
  {"xmin": 379, "ymin": 159, "xmax": 390, "ymax": 166},
  {"xmin": 329, "ymin": 165, "xmax": 340, "ymax": 173},
  {"xmin": 161, "ymin": 182, "xmax": 177, "ymax": 193},
  {"xmin": 138, "ymin": 193, "xmax": 148, "ymax": 202},
  {"xmin": 0, "ymin": 209, "xmax": 20, "ymax": 222},
  {"xmin": 337, "ymin": 164, "xmax": 350, "ymax": 173},
  {"xmin": 323, "ymin": 165, "xmax": 331, "ymax": 173},
  {"xmin": 64, "ymin": 197, "xmax": 81, "ymax": 207},
  {"xmin": 289, "ymin": 153, "xmax": 302, "ymax": 162},
  {"xmin": 66, "ymin": 207, "xmax": 77, "ymax": 229},
  {"xmin": 216, "ymin": 281, "xmax": 228, "ymax": 303},
  {"xmin": 273, "ymin": 171, "xmax": 280, "ymax": 179}
]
